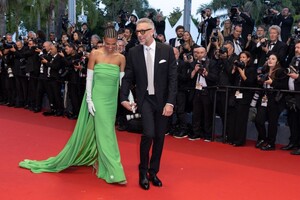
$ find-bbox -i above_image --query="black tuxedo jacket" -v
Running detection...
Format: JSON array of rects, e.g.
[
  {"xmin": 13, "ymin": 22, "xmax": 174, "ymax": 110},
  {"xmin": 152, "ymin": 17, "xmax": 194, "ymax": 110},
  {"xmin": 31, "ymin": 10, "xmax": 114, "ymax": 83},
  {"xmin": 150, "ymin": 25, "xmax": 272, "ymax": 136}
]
[
  {"xmin": 169, "ymin": 38, "xmax": 183, "ymax": 47},
  {"xmin": 263, "ymin": 41, "xmax": 287, "ymax": 67},
  {"xmin": 120, "ymin": 42, "xmax": 177, "ymax": 111},
  {"xmin": 224, "ymin": 35, "xmax": 245, "ymax": 50}
]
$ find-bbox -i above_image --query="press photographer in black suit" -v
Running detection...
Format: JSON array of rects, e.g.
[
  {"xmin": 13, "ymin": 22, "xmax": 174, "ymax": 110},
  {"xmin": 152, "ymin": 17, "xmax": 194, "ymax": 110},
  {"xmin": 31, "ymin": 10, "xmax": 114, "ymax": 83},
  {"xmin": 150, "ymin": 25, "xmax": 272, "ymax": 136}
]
[
  {"xmin": 215, "ymin": 41, "xmax": 238, "ymax": 142},
  {"xmin": 198, "ymin": 8, "xmax": 217, "ymax": 48},
  {"xmin": 40, "ymin": 44, "xmax": 64, "ymax": 116},
  {"xmin": 63, "ymin": 43, "xmax": 82, "ymax": 119},
  {"xmin": 270, "ymin": 7, "xmax": 294, "ymax": 43},
  {"xmin": 281, "ymin": 40, "xmax": 300, "ymax": 153},
  {"xmin": 228, "ymin": 51, "xmax": 257, "ymax": 146},
  {"xmin": 224, "ymin": 24, "xmax": 245, "ymax": 56},
  {"xmin": 260, "ymin": 25, "xmax": 288, "ymax": 67},
  {"xmin": 188, "ymin": 46, "xmax": 218, "ymax": 141},
  {"xmin": 23, "ymin": 39, "xmax": 41, "ymax": 111},
  {"xmin": 10, "ymin": 40, "xmax": 28, "ymax": 107}
]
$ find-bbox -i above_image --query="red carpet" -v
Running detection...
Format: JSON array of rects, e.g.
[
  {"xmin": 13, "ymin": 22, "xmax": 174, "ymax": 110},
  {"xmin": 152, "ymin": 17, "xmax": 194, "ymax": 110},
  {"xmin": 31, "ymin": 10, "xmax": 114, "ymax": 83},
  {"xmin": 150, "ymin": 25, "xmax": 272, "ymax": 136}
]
[{"xmin": 1, "ymin": 105, "xmax": 300, "ymax": 200}]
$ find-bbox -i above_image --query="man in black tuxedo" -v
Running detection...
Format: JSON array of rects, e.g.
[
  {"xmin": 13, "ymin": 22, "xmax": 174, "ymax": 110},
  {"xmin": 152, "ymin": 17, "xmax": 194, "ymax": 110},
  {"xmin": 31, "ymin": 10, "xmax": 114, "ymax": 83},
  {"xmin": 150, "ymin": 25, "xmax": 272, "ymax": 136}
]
[
  {"xmin": 120, "ymin": 18, "xmax": 177, "ymax": 190},
  {"xmin": 260, "ymin": 25, "xmax": 288, "ymax": 67},
  {"xmin": 169, "ymin": 25, "xmax": 185, "ymax": 47},
  {"xmin": 224, "ymin": 24, "xmax": 245, "ymax": 56},
  {"xmin": 270, "ymin": 7, "xmax": 294, "ymax": 43},
  {"xmin": 198, "ymin": 8, "xmax": 217, "ymax": 48}
]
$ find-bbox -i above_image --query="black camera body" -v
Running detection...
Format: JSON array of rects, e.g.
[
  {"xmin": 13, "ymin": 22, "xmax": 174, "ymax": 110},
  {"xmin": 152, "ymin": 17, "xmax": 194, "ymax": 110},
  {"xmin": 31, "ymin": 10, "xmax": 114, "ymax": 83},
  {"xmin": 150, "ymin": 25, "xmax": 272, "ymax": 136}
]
[
  {"xmin": 258, "ymin": 73, "xmax": 269, "ymax": 84},
  {"xmin": 261, "ymin": 39, "xmax": 268, "ymax": 47},
  {"xmin": 185, "ymin": 52, "xmax": 193, "ymax": 60},
  {"xmin": 219, "ymin": 46, "xmax": 228, "ymax": 54},
  {"xmin": 234, "ymin": 60, "xmax": 246, "ymax": 69},
  {"xmin": 196, "ymin": 59, "xmax": 206, "ymax": 74},
  {"xmin": 252, "ymin": 34, "xmax": 259, "ymax": 40},
  {"xmin": 211, "ymin": 36, "xmax": 218, "ymax": 42}
]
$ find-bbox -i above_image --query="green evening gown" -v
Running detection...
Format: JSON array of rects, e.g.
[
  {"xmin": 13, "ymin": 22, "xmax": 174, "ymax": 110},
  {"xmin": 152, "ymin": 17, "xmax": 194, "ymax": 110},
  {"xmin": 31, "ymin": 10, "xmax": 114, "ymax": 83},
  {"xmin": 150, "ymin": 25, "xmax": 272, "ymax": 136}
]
[{"xmin": 19, "ymin": 63, "xmax": 126, "ymax": 183}]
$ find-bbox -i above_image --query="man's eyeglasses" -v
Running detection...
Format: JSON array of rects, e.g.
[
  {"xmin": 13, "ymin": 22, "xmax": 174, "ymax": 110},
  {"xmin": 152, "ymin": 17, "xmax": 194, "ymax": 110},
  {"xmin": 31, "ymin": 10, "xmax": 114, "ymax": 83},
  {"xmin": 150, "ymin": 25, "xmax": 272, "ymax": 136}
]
[{"xmin": 135, "ymin": 28, "xmax": 152, "ymax": 35}]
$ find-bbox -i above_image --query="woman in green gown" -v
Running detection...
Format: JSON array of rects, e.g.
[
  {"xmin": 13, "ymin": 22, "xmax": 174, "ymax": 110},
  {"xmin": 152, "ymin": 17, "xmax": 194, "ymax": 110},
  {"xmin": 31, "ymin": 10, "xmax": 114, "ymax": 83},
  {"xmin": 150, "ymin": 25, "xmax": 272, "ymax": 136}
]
[{"xmin": 19, "ymin": 27, "xmax": 127, "ymax": 184}]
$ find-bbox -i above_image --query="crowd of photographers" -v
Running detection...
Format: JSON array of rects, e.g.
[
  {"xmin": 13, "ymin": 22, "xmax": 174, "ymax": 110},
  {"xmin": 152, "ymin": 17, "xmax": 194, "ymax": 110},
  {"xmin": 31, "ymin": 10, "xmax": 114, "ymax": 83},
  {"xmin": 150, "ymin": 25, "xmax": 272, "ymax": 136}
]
[
  {"xmin": 168, "ymin": 5, "xmax": 300, "ymax": 155},
  {"xmin": 1, "ymin": 6, "xmax": 300, "ymax": 155}
]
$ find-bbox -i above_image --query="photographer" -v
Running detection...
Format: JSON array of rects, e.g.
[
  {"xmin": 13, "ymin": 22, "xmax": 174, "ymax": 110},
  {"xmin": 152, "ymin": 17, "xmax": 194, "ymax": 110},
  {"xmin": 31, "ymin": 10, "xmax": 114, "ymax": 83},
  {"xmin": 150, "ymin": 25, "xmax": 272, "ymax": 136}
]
[
  {"xmin": 215, "ymin": 40, "xmax": 238, "ymax": 142},
  {"xmin": 32, "ymin": 41, "xmax": 52, "ymax": 113},
  {"xmin": 152, "ymin": 12, "xmax": 166, "ymax": 38},
  {"xmin": 63, "ymin": 43, "xmax": 82, "ymax": 119},
  {"xmin": 39, "ymin": 44, "xmax": 64, "ymax": 116},
  {"xmin": 188, "ymin": 46, "xmax": 218, "ymax": 141},
  {"xmin": 270, "ymin": 7, "xmax": 294, "ymax": 43},
  {"xmin": 198, "ymin": 8, "xmax": 217, "ymax": 48},
  {"xmin": 224, "ymin": 24, "xmax": 245, "ymax": 56},
  {"xmin": 2, "ymin": 33, "xmax": 17, "ymax": 106},
  {"xmin": 123, "ymin": 27, "xmax": 138, "ymax": 53},
  {"xmin": 281, "ymin": 40, "xmax": 300, "ymax": 153},
  {"xmin": 229, "ymin": 6, "xmax": 254, "ymax": 42},
  {"xmin": 228, "ymin": 51, "xmax": 257, "ymax": 146},
  {"xmin": 260, "ymin": 25, "xmax": 287, "ymax": 67},
  {"xmin": 126, "ymin": 14, "xmax": 138, "ymax": 39},
  {"xmin": 80, "ymin": 23, "xmax": 92, "ymax": 45},
  {"xmin": 10, "ymin": 40, "xmax": 28, "ymax": 107},
  {"xmin": 207, "ymin": 28, "xmax": 224, "ymax": 59},
  {"xmin": 245, "ymin": 25, "xmax": 268, "ymax": 68},
  {"xmin": 255, "ymin": 53, "xmax": 288, "ymax": 150}
]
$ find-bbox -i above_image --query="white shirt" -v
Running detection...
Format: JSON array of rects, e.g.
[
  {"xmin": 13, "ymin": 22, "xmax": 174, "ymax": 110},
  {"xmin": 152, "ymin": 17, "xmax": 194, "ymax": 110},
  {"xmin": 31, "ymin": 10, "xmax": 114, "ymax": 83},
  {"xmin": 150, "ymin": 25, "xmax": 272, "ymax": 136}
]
[{"xmin": 143, "ymin": 40, "xmax": 156, "ymax": 80}]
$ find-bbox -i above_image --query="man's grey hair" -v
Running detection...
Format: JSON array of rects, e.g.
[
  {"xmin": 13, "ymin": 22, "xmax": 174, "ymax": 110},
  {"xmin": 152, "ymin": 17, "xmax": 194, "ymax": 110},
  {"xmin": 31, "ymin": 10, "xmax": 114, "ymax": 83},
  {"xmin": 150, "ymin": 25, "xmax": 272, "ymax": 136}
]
[
  {"xmin": 136, "ymin": 18, "xmax": 155, "ymax": 30},
  {"xmin": 269, "ymin": 25, "xmax": 282, "ymax": 41},
  {"xmin": 91, "ymin": 34, "xmax": 100, "ymax": 41}
]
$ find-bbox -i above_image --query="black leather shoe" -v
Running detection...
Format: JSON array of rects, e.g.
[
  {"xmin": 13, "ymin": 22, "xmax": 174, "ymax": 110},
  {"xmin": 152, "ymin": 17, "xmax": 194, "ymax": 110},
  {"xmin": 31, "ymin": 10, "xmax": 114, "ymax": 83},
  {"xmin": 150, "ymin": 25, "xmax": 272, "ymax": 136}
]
[
  {"xmin": 291, "ymin": 149, "xmax": 300, "ymax": 155},
  {"xmin": 43, "ymin": 110, "xmax": 55, "ymax": 116},
  {"xmin": 260, "ymin": 144, "xmax": 275, "ymax": 151},
  {"xmin": 149, "ymin": 174, "xmax": 162, "ymax": 187},
  {"xmin": 139, "ymin": 174, "xmax": 150, "ymax": 190},
  {"xmin": 255, "ymin": 140, "xmax": 265, "ymax": 148},
  {"xmin": 280, "ymin": 143, "xmax": 298, "ymax": 150}
]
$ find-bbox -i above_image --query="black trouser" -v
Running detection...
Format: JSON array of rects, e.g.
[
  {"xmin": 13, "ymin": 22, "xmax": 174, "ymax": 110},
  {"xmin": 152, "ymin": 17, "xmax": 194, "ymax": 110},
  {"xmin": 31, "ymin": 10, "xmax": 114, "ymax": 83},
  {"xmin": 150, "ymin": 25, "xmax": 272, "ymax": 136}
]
[
  {"xmin": 255, "ymin": 98, "xmax": 282, "ymax": 145},
  {"xmin": 47, "ymin": 79, "xmax": 63, "ymax": 112},
  {"xmin": 287, "ymin": 107, "xmax": 300, "ymax": 146},
  {"xmin": 229, "ymin": 103, "xmax": 250, "ymax": 145},
  {"xmin": 28, "ymin": 76, "xmax": 39, "ymax": 108},
  {"xmin": 216, "ymin": 92, "xmax": 235, "ymax": 141},
  {"xmin": 139, "ymin": 94, "xmax": 168, "ymax": 176},
  {"xmin": 15, "ymin": 75, "xmax": 28, "ymax": 106},
  {"xmin": 176, "ymin": 90, "xmax": 188, "ymax": 128},
  {"xmin": 192, "ymin": 89, "xmax": 213, "ymax": 138},
  {"xmin": 68, "ymin": 81, "xmax": 85, "ymax": 116},
  {"xmin": 36, "ymin": 78, "xmax": 51, "ymax": 110},
  {"xmin": 5, "ymin": 76, "xmax": 16, "ymax": 105}
]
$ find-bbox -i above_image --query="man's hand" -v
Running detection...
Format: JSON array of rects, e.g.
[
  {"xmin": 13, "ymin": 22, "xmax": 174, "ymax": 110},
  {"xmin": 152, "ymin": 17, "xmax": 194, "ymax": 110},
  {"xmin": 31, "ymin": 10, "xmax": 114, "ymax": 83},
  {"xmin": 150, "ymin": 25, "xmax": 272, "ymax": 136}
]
[
  {"xmin": 121, "ymin": 101, "xmax": 137, "ymax": 113},
  {"xmin": 162, "ymin": 104, "xmax": 173, "ymax": 117},
  {"xmin": 288, "ymin": 73, "xmax": 299, "ymax": 80}
]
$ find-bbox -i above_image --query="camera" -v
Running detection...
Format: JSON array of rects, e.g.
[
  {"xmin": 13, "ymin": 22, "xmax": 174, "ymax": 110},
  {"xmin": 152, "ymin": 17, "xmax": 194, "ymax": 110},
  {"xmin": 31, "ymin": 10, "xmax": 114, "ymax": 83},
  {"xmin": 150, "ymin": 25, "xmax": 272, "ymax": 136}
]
[
  {"xmin": 219, "ymin": 46, "xmax": 228, "ymax": 54},
  {"xmin": 230, "ymin": 4, "xmax": 238, "ymax": 16},
  {"xmin": 261, "ymin": 39, "xmax": 268, "ymax": 47},
  {"xmin": 4, "ymin": 42, "xmax": 16, "ymax": 49},
  {"xmin": 211, "ymin": 36, "xmax": 218, "ymax": 43},
  {"xmin": 7, "ymin": 67, "xmax": 14, "ymax": 78},
  {"xmin": 234, "ymin": 60, "xmax": 245, "ymax": 69},
  {"xmin": 258, "ymin": 73, "xmax": 269, "ymax": 84},
  {"xmin": 252, "ymin": 34, "xmax": 259, "ymax": 40},
  {"xmin": 185, "ymin": 52, "xmax": 193, "ymax": 60},
  {"xmin": 126, "ymin": 113, "xmax": 141, "ymax": 121},
  {"xmin": 285, "ymin": 66, "xmax": 298, "ymax": 74},
  {"xmin": 201, "ymin": 10, "xmax": 206, "ymax": 16},
  {"xmin": 196, "ymin": 58, "xmax": 206, "ymax": 74}
]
